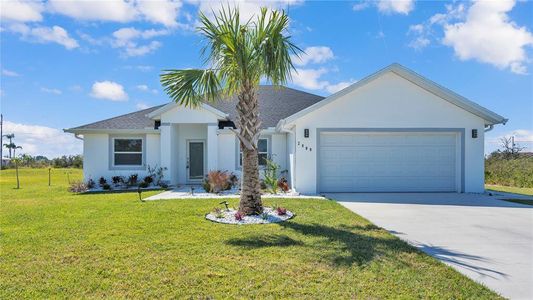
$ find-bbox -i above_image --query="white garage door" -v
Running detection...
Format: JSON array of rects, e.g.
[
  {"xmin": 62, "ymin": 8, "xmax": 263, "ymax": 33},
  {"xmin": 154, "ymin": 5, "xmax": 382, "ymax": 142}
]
[{"xmin": 319, "ymin": 131, "xmax": 458, "ymax": 192}]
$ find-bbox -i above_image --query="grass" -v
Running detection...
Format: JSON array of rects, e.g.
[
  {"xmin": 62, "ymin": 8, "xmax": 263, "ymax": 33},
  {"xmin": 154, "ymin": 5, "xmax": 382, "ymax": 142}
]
[
  {"xmin": 1, "ymin": 168, "xmax": 501, "ymax": 299},
  {"xmin": 499, "ymin": 199, "xmax": 533, "ymax": 206},
  {"xmin": 485, "ymin": 184, "xmax": 533, "ymax": 196}
]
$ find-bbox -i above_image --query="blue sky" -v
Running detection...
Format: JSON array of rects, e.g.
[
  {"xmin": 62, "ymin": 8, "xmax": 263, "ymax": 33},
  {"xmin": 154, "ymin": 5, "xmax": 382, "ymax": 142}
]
[{"xmin": 1, "ymin": 0, "xmax": 532, "ymax": 158}]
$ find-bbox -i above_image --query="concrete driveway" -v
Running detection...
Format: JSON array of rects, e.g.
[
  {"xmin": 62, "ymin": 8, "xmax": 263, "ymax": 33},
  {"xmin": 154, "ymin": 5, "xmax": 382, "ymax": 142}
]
[{"xmin": 327, "ymin": 193, "xmax": 533, "ymax": 299}]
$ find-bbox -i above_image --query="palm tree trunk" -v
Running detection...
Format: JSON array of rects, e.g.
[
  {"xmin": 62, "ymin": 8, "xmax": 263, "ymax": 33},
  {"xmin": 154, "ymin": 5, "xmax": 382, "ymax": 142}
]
[
  {"xmin": 15, "ymin": 162, "xmax": 19, "ymax": 189},
  {"xmin": 237, "ymin": 83, "xmax": 263, "ymax": 215}
]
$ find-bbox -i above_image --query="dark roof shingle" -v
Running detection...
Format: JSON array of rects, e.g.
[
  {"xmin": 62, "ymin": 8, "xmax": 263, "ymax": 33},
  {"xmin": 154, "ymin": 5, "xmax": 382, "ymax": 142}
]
[
  {"xmin": 210, "ymin": 85, "xmax": 324, "ymax": 128},
  {"xmin": 69, "ymin": 105, "xmax": 165, "ymax": 130},
  {"xmin": 68, "ymin": 86, "xmax": 324, "ymax": 131}
]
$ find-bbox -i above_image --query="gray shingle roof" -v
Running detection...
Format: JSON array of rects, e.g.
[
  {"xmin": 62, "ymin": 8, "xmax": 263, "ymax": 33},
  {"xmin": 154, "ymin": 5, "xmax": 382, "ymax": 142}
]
[
  {"xmin": 69, "ymin": 105, "xmax": 165, "ymax": 130},
  {"xmin": 210, "ymin": 85, "xmax": 324, "ymax": 128},
  {"xmin": 68, "ymin": 86, "xmax": 324, "ymax": 131}
]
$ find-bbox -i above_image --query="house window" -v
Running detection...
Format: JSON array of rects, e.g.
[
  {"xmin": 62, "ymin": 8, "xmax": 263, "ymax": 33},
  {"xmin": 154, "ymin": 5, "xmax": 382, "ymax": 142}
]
[
  {"xmin": 240, "ymin": 138, "xmax": 269, "ymax": 167},
  {"xmin": 113, "ymin": 138, "xmax": 143, "ymax": 166}
]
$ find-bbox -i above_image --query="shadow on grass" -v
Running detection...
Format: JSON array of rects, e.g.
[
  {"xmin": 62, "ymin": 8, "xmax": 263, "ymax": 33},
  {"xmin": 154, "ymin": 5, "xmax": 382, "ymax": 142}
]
[
  {"xmin": 226, "ymin": 220, "xmax": 414, "ymax": 266},
  {"xmin": 415, "ymin": 243, "xmax": 508, "ymax": 279},
  {"xmin": 226, "ymin": 221, "xmax": 508, "ymax": 278},
  {"xmin": 226, "ymin": 234, "xmax": 304, "ymax": 248}
]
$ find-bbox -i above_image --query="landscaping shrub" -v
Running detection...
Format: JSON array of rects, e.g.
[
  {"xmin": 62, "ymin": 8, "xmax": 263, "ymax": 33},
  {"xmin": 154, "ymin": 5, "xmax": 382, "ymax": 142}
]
[
  {"xmin": 102, "ymin": 183, "xmax": 111, "ymax": 190},
  {"xmin": 99, "ymin": 177, "xmax": 107, "ymax": 187},
  {"xmin": 86, "ymin": 179, "xmax": 95, "ymax": 189},
  {"xmin": 263, "ymin": 158, "xmax": 279, "ymax": 193},
  {"xmin": 485, "ymin": 153, "xmax": 533, "ymax": 188},
  {"xmin": 139, "ymin": 181, "xmax": 149, "ymax": 188},
  {"xmin": 275, "ymin": 206, "xmax": 287, "ymax": 216},
  {"xmin": 202, "ymin": 170, "xmax": 236, "ymax": 193},
  {"xmin": 277, "ymin": 177, "xmax": 289, "ymax": 192},
  {"xmin": 69, "ymin": 181, "xmax": 87, "ymax": 193},
  {"xmin": 147, "ymin": 165, "xmax": 167, "ymax": 186},
  {"xmin": 127, "ymin": 174, "xmax": 138, "ymax": 186},
  {"xmin": 143, "ymin": 176, "xmax": 153, "ymax": 185},
  {"xmin": 112, "ymin": 176, "xmax": 124, "ymax": 185}
]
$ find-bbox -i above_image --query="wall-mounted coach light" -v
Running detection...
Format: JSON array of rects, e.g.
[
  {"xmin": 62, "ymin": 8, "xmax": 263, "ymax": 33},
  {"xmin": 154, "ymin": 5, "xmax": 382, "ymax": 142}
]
[{"xmin": 304, "ymin": 128, "xmax": 309, "ymax": 138}]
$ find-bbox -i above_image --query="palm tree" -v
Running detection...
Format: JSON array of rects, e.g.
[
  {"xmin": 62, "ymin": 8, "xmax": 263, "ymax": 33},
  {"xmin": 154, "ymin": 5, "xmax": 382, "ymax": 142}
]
[
  {"xmin": 161, "ymin": 7, "xmax": 300, "ymax": 215},
  {"xmin": 3, "ymin": 133, "xmax": 15, "ymax": 158},
  {"xmin": 4, "ymin": 142, "xmax": 22, "ymax": 158},
  {"xmin": 11, "ymin": 157, "xmax": 21, "ymax": 189}
]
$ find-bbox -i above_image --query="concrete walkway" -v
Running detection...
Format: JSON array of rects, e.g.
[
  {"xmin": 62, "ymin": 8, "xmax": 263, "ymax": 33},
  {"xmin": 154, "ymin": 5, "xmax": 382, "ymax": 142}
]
[
  {"xmin": 144, "ymin": 186, "xmax": 324, "ymax": 200},
  {"xmin": 327, "ymin": 193, "xmax": 533, "ymax": 300}
]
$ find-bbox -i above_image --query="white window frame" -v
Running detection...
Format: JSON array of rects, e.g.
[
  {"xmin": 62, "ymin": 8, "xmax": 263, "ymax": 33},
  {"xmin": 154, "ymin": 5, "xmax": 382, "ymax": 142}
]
[
  {"xmin": 237, "ymin": 137, "xmax": 270, "ymax": 169},
  {"xmin": 109, "ymin": 135, "xmax": 146, "ymax": 170}
]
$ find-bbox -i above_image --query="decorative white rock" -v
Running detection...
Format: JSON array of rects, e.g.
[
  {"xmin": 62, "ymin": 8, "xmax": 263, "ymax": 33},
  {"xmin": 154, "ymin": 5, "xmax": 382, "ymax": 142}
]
[{"xmin": 205, "ymin": 207, "xmax": 294, "ymax": 225}]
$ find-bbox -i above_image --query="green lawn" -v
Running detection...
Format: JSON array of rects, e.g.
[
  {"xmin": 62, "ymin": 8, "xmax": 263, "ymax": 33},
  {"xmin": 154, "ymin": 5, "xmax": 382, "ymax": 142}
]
[
  {"xmin": 1, "ymin": 168, "xmax": 500, "ymax": 299},
  {"xmin": 486, "ymin": 184, "xmax": 533, "ymax": 196}
]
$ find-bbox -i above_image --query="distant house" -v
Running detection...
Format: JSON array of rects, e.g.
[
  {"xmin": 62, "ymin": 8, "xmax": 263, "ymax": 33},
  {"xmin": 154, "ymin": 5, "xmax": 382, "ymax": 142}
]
[
  {"xmin": 1, "ymin": 157, "xmax": 11, "ymax": 167},
  {"xmin": 65, "ymin": 64, "xmax": 507, "ymax": 194}
]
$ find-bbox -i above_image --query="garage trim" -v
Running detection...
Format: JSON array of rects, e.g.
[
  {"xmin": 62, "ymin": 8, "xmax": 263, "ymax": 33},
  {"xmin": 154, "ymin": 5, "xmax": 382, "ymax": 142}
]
[{"xmin": 316, "ymin": 128, "xmax": 465, "ymax": 193}]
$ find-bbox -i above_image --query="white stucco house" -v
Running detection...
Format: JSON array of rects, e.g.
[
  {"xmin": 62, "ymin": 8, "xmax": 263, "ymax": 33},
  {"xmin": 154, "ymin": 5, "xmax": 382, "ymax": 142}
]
[{"xmin": 65, "ymin": 64, "xmax": 507, "ymax": 194}]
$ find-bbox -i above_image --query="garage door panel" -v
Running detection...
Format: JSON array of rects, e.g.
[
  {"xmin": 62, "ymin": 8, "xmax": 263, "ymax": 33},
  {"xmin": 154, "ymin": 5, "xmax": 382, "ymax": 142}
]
[{"xmin": 319, "ymin": 132, "xmax": 458, "ymax": 192}]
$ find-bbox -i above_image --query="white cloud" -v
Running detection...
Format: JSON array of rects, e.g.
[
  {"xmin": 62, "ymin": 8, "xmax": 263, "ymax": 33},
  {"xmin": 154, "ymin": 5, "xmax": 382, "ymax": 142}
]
[
  {"xmin": 40, "ymin": 87, "xmax": 62, "ymax": 95},
  {"xmin": 486, "ymin": 129, "xmax": 533, "ymax": 153},
  {"xmin": 408, "ymin": 1, "xmax": 533, "ymax": 74},
  {"xmin": 325, "ymin": 81, "xmax": 355, "ymax": 94},
  {"xmin": 90, "ymin": 81, "xmax": 128, "ymax": 101},
  {"xmin": 408, "ymin": 37, "xmax": 430, "ymax": 50},
  {"xmin": 291, "ymin": 68, "xmax": 329, "ymax": 90},
  {"xmin": 47, "ymin": 0, "xmax": 184, "ymax": 27},
  {"xmin": 47, "ymin": 0, "xmax": 138, "ymax": 23},
  {"xmin": 291, "ymin": 68, "xmax": 355, "ymax": 94},
  {"xmin": 137, "ymin": 0, "xmax": 183, "ymax": 27},
  {"xmin": 377, "ymin": 0, "xmax": 414, "ymax": 15},
  {"xmin": 353, "ymin": 0, "xmax": 414, "ymax": 15},
  {"xmin": 136, "ymin": 102, "xmax": 150, "ymax": 110},
  {"xmin": 443, "ymin": 0, "xmax": 533, "ymax": 74},
  {"xmin": 352, "ymin": 1, "xmax": 370, "ymax": 11},
  {"xmin": 0, "ymin": 0, "xmax": 44, "ymax": 22},
  {"xmin": 111, "ymin": 27, "xmax": 168, "ymax": 57},
  {"xmin": 293, "ymin": 46, "xmax": 334, "ymax": 67},
  {"xmin": 194, "ymin": 0, "xmax": 303, "ymax": 22},
  {"xmin": 7, "ymin": 23, "xmax": 79, "ymax": 50},
  {"xmin": 2, "ymin": 121, "xmax": 82, "ymax": 158},
  {"xmin": 2, "ymin": 69, "xmax": 20, "ymax": 77}
]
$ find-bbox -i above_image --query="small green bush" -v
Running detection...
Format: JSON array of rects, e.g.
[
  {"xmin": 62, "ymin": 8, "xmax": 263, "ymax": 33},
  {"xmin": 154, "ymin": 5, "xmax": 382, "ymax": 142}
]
[{"xmin": 485, "ymin": 155, "xmax": 533, "ymax": 188}]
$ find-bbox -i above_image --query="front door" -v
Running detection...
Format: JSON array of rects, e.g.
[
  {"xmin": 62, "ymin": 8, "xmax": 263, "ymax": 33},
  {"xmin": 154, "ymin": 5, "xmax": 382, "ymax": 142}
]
[{"xmin": 187, "ymin": 140, "xmax": 205, "ymax": 182}]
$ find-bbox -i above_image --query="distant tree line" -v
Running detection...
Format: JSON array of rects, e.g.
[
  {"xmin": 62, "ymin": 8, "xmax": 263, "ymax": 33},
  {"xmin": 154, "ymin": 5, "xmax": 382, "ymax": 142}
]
[
  {"xmin": 485, "ymin": 137, "xmax": 532, "ymax": 188},
  {"xmin": 3, "ymin": 154, "xmax": 83, "ymax": 169}
]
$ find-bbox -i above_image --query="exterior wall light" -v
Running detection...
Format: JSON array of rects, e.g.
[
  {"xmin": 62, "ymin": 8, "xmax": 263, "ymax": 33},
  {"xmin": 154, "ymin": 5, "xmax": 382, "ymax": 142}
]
[
  {"xmin": 304, "ymin": 128, "xmax": 309, "ymax": 138},
  {"xmin": 472, "ymin": 129, "xmax": 478, "ymax": 138}
]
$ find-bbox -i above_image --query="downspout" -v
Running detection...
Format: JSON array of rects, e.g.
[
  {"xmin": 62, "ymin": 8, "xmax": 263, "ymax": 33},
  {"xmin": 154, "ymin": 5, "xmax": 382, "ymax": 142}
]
[
  {"xmin": 74, "ymin": 134, "xmax": 84, "ymax": 140},
  {"xmin": 484, "ymin": 124, "xmax": 494, "ymax": 132}
]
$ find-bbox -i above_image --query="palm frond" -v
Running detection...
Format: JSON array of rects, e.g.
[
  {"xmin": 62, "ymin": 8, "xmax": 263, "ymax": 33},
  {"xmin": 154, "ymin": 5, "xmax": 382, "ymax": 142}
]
[{"xmin": 160, "ymin": 69, "xmax": 222, "ymax": 107}]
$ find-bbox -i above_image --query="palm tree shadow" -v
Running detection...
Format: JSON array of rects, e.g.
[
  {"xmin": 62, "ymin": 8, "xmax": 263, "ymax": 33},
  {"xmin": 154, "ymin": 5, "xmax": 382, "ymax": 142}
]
[
  {"xmin": 225, "ymin": 221, "xmax": 415, "ymax": 267},
  {"xmin": 225, "ymin": 221, "xmax": 509, "ymax": 278},
  {"xmin": 226, "ymin": 234, "xmax": 304, "ymax": 248},
  {"xmin": 278, "ymin": 221, "xmax": 415, "ymax": 266},
  {"xmin": 414, "ymin": 243, "xmax": 508, "ymax": 279}
]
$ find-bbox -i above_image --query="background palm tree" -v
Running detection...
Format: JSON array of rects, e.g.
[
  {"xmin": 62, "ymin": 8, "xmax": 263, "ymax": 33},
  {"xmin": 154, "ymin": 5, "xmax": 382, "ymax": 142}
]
[
  {"xmin": 161, "ymin": 7, "xmax": 300, "ymax": 215},
  {"xmin": 4, "ymin": 142, "xmax": 22, "ymax": 158},
  {"xmin": 3, "ymin": 133, "xmax": 15, "ymax": 158}
]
